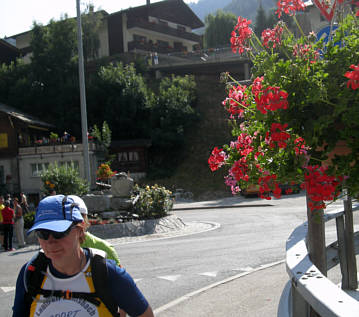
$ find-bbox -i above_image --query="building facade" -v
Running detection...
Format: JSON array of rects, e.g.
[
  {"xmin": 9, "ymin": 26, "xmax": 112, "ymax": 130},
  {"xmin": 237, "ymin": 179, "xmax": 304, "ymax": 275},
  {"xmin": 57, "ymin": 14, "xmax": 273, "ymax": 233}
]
[{"xmin": 4, "ymin": 0, "xmax": 204, "ymax": 64}]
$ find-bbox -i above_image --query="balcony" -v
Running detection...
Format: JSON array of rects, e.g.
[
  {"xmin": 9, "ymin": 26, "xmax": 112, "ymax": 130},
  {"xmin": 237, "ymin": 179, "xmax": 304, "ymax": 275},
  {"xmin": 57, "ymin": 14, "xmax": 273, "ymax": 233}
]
[
  {"xmin": 18, "ymin": 142, "xmax": 103, "ymax": 156},
  {"xmin": 127, "ymin": 18, "xmax": 201, "ymax": 43}
]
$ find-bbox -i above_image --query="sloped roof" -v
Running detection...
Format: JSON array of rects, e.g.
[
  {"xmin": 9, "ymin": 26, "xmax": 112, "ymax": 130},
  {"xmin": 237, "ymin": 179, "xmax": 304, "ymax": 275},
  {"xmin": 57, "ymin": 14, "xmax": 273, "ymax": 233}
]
[
  {"xmin": 0, "ymin": 39, "xmax": 20, "ymax": 64},
  {"xmin": 0, "ymin": 102, "xmax": 54, "ymax": 129},
  {"xmin": 114, "ymin": 0, "xmax": 204, "ymax": 29}
]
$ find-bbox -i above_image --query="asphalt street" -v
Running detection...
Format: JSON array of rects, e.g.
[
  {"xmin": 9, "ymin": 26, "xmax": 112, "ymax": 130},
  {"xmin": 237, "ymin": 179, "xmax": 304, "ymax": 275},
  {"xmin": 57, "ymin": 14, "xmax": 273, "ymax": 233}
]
[{"xmin": 0, "ymin": 192, "xmax": 356, "ymax": 316}]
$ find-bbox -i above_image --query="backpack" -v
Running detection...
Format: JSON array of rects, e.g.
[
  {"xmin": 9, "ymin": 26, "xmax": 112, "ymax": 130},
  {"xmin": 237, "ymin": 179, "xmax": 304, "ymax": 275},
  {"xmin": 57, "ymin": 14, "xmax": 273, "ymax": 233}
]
[{"xmin": 23, "ymin": 248, "xmax": 120, "ymax": 316}]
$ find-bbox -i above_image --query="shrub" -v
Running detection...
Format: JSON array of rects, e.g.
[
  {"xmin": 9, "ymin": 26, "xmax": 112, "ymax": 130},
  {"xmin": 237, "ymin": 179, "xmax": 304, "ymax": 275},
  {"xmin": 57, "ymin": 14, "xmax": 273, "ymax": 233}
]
[
  {"xmin": 24, "ymin": 211, "xmax": 35, "ymax": 229},
  {"xmin": 132, "ymin": 184, "xmax": 173, "ymax": 219},
  {"xmin": 41, "ymin": 162, "xmax": 89, "ymax": 195}
]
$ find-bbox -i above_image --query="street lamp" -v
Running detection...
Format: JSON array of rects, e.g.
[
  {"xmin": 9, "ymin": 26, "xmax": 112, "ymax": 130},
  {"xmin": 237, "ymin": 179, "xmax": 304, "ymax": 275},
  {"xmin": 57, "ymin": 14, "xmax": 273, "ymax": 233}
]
[{"xmin": 76, "ymin": 0, "xmax": 91, "ymax": 184}]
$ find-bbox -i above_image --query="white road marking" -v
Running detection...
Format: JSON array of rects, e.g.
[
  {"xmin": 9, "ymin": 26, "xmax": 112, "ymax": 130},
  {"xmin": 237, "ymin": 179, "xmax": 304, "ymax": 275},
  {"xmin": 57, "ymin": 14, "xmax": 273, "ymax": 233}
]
[
  {"xmin": 1, "ymin": 286, "xmax": 15, "ymax": 293},
  {"xmin": 158, "ymin": 275, "xmax": 181, "ymax": 282},
  {"xmin": 198, "ymin": 271, "xmax": 218, "ymax": 277}
]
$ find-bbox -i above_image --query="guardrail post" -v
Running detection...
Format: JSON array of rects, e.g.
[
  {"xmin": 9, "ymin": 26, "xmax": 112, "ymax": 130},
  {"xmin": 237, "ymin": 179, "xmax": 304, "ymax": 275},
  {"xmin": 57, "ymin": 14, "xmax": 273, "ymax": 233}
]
[
  {"xmin": 306, "ymin": 193, "xmax": 327, "ymax": 276},
  {"xmin": 291, "ymin": 282, "xmax": 309, "ymax": 317},
  {"xmin": 306, "ymin": 193, "xmax": 326, "ymax": 317},
  {"xmin": 343, "ymin": 194, "xmax": 358, "ymax": 290},
  {"xmin": 336, "ymin": 214, "xmax": 349, "ymax": 289}
]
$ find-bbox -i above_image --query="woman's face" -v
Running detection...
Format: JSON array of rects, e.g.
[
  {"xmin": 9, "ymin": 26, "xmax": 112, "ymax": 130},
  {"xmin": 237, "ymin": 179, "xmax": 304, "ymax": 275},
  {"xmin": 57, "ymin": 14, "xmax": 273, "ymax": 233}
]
[{"xmin": 38, "ymin": 225, "xmax": 81, "ymax": 263}]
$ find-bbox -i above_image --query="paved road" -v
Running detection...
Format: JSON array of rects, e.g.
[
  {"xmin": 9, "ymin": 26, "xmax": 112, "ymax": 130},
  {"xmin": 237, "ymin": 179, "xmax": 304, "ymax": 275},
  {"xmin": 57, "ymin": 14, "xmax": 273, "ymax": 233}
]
[{"xmin": 0, "ymin": 193, "xmax": 354, "ymax": 316}]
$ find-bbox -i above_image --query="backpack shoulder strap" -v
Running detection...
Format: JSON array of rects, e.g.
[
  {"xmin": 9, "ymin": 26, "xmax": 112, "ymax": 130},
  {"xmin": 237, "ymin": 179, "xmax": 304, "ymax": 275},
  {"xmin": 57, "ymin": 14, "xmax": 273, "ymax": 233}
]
[
  {"xmin": 23, "ymin": 251, "xmax": 50, "ymax": 315},
  {"xmin": 88, "ymin": 248, "xmax": 120, "ymax": 316}
]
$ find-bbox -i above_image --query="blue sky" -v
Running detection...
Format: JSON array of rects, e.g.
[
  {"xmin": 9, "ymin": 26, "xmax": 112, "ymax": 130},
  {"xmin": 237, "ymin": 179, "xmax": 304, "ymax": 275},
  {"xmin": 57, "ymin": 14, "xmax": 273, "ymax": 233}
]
[{"xmin": 0, "ymin": 0, "xmax": 198, "ymax": 38}]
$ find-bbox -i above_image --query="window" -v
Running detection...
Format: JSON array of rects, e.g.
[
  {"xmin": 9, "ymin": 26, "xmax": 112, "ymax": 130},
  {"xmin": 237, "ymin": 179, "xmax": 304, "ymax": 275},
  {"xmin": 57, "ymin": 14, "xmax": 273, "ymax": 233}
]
[
  {"xmin": 177, "ymin": 25, "xmax": 186, "ymax": 32},
  {"xmin": 59, "ymin": 160, "xmax": 80, "ymax": 171},
  {"xmin": 118, "ymin": 151, "xmax": 139, "ymax": 162},
  {"xmin": 157, "ymin": 40, "xmax": 169, "ymax": 48},
  {"xmin": 31, "ymin": 163, "xmax": 49, "ymax": 177},
  {"xmin": 133, "ymin": 34, "xmax": 147, "ymax": 43}
]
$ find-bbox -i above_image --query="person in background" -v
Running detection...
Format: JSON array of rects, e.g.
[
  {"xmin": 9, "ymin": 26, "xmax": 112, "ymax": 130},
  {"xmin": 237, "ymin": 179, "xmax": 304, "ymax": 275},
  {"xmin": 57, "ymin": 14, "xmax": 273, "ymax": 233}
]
[
  {"xmin": 6, "ymin": 193, "xmax": 14, "ymax": 209},
  {"xmin": 0, "ymin": 195, "xmax": 5, "ymax": 250},
  {"xmin": 69, "ymin": 195, "xmax": 121, "ymax": 266},
  {"xmin": 1, "ymin": 200, "xmax": 15, "ymax": 251},
  {"xmin": 19, "ymin": 192, "xmax": 29, "ymax": 214},
  {"xmin": 12, "ymin": 195, "xmax": 154, "ymax": 317},
  {"xmin": 49, "ymin": 189, "xmax": 56, "ymax": 196},
  {"xmin": 14, "ymin": 197, "xmax": 26, "ymax": 248}
]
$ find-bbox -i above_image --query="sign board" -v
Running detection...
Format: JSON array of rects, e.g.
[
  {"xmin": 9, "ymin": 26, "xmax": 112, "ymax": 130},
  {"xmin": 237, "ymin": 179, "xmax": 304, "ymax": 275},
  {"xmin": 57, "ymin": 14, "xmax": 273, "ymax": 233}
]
[{"xmin": 0, "ymin": 133, "xmax": 8, "ymax": 148}]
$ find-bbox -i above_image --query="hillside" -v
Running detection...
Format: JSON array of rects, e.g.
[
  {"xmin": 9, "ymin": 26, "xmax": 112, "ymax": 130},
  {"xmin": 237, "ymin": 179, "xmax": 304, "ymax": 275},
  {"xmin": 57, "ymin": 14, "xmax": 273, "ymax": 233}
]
[{"xmin": 188, "ymin": 0, "xmax": 276, "ymax": 21}]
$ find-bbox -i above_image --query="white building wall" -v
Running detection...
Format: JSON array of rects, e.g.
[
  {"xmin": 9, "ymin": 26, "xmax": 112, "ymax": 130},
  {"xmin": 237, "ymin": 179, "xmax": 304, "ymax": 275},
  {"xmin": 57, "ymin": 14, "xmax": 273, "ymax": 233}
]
[{"xmin": 18, "ymin": 143, "xmax": 103, "ymax": 194}]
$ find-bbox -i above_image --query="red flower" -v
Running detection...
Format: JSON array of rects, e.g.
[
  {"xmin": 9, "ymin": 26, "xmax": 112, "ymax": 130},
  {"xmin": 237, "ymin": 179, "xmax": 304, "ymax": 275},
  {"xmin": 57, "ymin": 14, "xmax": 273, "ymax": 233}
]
[
  {"xmin": 294, "ymin": 137, "xmax": 308, "ymax": 155},
  {"xmin": 275, "ymin": 0, "xmax": 305, "ymax": 18},
  {"xmin": 265, "ymin": 123, "xmax": 291, "ymax": 149},
  {"xmin": 292, "ymin": 44, "xmax": 319, "ymax": 62},
  {"xmin": 208, "ymin": 147, "xmax": 227, "ymax": 171},
  {"xmin": 222, "ymin": 84, "xmax": 248, "ymax": 117},
  {"xmin": 285, "ymin": 188, "xmax": 293, "ymax": 194},
  {"xmin": 230, "ymin": 16, "xmax": 253, "ymax": 54},
  {"xmin": 230, "ymin": 157, "xmax": 249, "ymax": 182},
  {"xmin": 303, "ymin": 165, "xmax": 343, "ymax": 211},
  {"xmin": 230, "ymin": 133, "xmax": 254, "ymax": 157},
  {"xmin": 345, "ymin": 64, "xmax": 359, "ymax": 90},
  {"xmin": 251, "ymin": 76, "xmax": 264, "ymax": 94},
  {"xmin": 261, "ymin": 24, "xmax": 284, "ymax": 49},
  {"xmin": 255, "ymin": 86, "xmax": 289, "ymax": 114}
]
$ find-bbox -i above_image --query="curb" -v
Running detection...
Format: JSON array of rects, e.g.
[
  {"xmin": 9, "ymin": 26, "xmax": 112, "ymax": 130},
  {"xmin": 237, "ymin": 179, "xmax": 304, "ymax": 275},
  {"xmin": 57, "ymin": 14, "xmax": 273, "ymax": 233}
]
[{"xmin": 172, "ymin": 203, "xmax": 272, "ymax": 211}]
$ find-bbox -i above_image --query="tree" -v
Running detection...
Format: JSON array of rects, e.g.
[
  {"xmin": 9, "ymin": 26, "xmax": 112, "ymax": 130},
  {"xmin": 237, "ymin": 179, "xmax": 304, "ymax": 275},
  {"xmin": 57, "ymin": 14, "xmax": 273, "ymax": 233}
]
[
  {"xmin": 204, "ymin": 10, "xmax": 237, "ymax": 48},
  {"xmin": 81, "ymin": 4, "xmax": 104, "ymax": 63},
  {"xmin": 254, "ymin": 2, "xmax": 268, "ymax": 37},
  {"xmin": 87, "ymin": 62, "xmax": 153, "ymax": 140}
]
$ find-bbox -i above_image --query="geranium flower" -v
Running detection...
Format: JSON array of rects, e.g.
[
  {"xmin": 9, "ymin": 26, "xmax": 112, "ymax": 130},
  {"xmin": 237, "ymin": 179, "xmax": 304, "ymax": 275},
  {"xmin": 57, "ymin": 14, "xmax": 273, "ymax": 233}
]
[
  {"xmin": 276, "ymin": 0, "xmax": 305, "ymax": 18},
  {"xmin": 255, "ymin": 86, "xmax": 289, "ymax": 114},
  {"xmin": 208, "ymin": 147, "xmax": 227, "ymax": 171},
  {"xmin": 261, "ymin": 24, "xmax": 284, "ymax": 49},
  {"xmin": 230, "ymin": 16, "xmax": 253, "ymax": 54},
  {"xmin": 222, "ymin": 84, "xmax": 248, "ymax": 117},
  {"xmin": 344, "ymin": 64, "xmax": 359, "ymax": 90},
  {"xmin": 265, "ymin": 123, "xmax": 291, "ymax": 149}
]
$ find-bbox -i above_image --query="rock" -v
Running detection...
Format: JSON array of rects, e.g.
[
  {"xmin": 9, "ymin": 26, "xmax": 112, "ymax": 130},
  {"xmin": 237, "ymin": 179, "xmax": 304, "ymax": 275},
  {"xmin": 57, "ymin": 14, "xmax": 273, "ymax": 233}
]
[{"xmin": 111, "ymin": 172, "xmax": 134, "ymax": 197}]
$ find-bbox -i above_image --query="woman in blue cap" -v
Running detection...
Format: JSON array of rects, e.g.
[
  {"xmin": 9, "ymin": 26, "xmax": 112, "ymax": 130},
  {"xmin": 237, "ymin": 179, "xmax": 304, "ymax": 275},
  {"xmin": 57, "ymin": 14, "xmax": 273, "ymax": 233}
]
[{"xmin": 12, "ymin": 194, "xmax": 154, "ymax": 317}]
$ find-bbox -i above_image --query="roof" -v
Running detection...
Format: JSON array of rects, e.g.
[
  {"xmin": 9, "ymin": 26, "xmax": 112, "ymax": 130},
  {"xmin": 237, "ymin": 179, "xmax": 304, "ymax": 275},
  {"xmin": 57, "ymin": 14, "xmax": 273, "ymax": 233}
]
[
  {"xmin": 0, "ymin": 39, "xmax": 20, "ymax": 64},
  {"xmin": 113, "ymin": 0, "xmax": 204, "ymax": 29},
  {"xmin": 0, "ymin": 102, "xmax": 55, "ymax": 129}
]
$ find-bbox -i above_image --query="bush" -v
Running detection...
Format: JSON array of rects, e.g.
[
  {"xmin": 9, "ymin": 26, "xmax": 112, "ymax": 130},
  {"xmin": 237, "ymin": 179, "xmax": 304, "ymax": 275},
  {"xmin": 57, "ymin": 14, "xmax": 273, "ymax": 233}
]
[
  {"xmin": 41, "ymin": 162, "xmax": 89, "ymax": 195},
  {"xmin": 24, "ymin": 211, "xmax": 35, "ymax": 229},
  {"xmin": 132, "ymin": 184, "xmax": 174, "ymax": 219}
]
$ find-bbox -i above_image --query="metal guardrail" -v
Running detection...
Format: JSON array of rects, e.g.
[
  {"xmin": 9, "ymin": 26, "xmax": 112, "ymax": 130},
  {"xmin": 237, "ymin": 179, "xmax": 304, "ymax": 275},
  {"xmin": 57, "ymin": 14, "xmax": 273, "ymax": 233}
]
[
  {"xmin": 280, "ymin": 204, "xmax": 359, "ymax": 316},
  {"xmin": 132, "ymin": 46, "xmax": 250, "ymax": 69}
]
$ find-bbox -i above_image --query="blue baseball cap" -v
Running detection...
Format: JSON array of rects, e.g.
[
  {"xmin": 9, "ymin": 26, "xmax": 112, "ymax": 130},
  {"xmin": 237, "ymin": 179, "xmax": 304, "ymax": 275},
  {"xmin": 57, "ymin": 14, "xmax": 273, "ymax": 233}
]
[{"xmin": 27, "ymin": 195, "xmax": 83, "ymax": 235}]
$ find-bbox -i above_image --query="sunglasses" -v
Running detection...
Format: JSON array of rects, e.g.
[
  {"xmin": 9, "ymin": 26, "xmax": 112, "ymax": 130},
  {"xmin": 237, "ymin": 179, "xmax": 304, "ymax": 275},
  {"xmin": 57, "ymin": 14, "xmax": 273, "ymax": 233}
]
[{"xmin": 35, "ymin": 223, "xmax": 76, "ymax": 240}]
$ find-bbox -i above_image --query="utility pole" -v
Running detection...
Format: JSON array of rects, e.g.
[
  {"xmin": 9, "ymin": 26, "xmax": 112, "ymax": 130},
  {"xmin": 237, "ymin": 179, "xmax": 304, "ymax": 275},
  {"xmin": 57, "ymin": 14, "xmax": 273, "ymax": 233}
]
[{"xmin": 76, "ymin": 0, "xmax": 91, "ymax": 184}]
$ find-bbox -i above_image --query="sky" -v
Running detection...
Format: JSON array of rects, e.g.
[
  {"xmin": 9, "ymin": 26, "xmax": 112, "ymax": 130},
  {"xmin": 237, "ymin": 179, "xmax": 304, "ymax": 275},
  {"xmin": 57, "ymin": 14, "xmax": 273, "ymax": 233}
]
[{"xmin": 0, "ymin": 0, "xmax": 199, "ymax": 38}]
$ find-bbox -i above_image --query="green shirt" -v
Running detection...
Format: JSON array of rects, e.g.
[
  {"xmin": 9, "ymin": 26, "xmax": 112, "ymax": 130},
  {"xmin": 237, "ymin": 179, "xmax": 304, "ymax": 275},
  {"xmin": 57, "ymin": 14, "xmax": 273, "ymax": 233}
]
[{"xmin": 81, "ymin": 232, "xmax": 121, "ymax": 265}]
